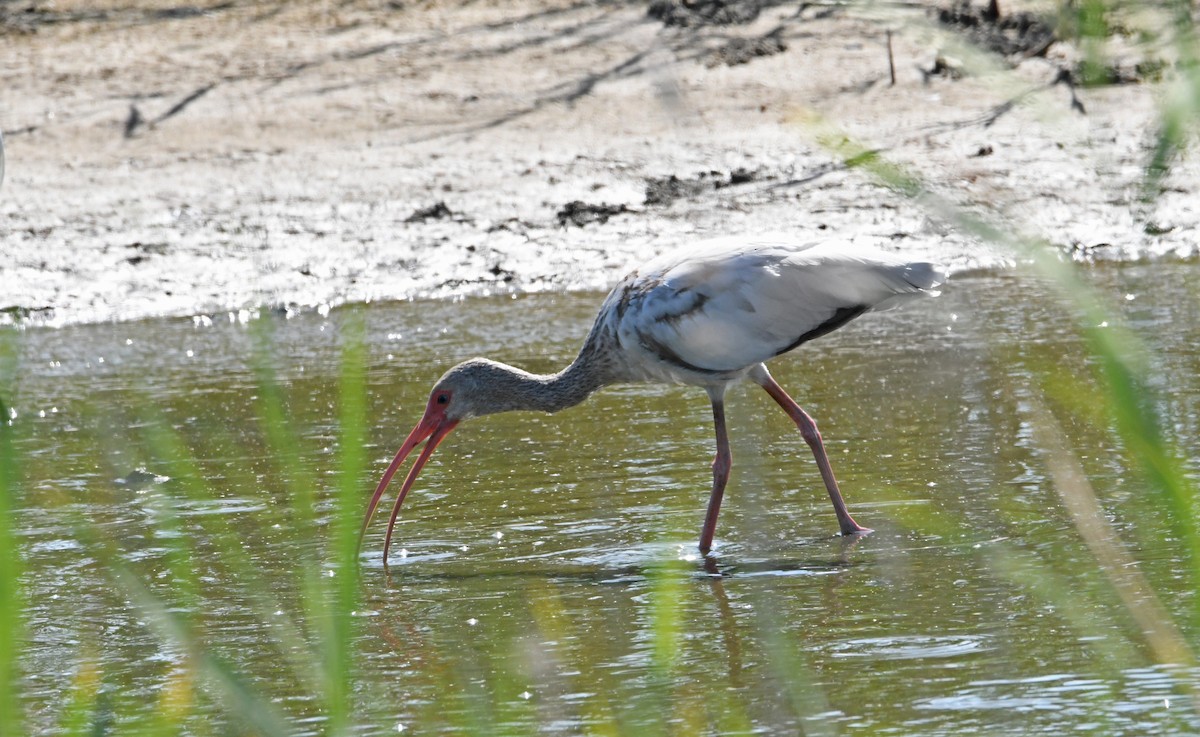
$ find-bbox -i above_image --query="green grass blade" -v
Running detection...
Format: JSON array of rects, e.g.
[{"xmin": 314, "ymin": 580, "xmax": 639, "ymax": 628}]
[
  {"xmin": 54, "ymin": 652, "xmax": 102, "ymax": 737},
  {"xmin": 133, "ymin": 403, "xmax": 326, "ymax": 699},
  {"xmin": 325, "ymin": 311, "xmax": 367, "ymax": 734},
  {"xmin": 649, "ymin": 561, "xmax": 684, "ymax": 680},
  {"xmin": 249, "ymin": 320, "xmax": 337, "ymax": 705},
  {"xmin": 105, "ymin": 558, "xmax": 297, "ymax": 737},
  {"xmin": 0, "ymin": 392, "xmax": 25, "ymax": 737}
]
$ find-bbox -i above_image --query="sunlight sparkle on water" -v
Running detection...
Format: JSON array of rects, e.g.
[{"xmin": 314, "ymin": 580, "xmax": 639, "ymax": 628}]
[{"xmin": 677, "ymin": 544, "xmax": 699, "ymax": 563}]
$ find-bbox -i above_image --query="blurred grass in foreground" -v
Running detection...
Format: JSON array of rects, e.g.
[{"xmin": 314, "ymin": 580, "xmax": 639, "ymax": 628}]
[
  {"xmin": 803, "ymin": 0, "xmax": 1200, "ymax": 711},
  {"xmin": 1, "ymin": 333, "xmax": 25, "ymax": 736},
  {"xmin": 5, "ymin": 314, "xmax": 369, "ymax": 737}
]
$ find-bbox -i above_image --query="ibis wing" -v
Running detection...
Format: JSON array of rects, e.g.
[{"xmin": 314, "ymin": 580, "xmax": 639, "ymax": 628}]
[{"xmin": 623, "ymin": 238, "xmax": 942, "ymax": 374}]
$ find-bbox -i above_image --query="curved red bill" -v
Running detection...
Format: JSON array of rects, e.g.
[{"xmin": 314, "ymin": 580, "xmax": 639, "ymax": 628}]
[{"xmin": 359, "ymin": 401, "xmax": 459, "ymax": 566}]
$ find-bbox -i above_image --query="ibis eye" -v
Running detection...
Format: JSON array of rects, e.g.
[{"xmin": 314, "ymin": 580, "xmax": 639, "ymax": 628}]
[{"xmin": 436, "ymin": 393, "xmax": 450, "ymax": 405}]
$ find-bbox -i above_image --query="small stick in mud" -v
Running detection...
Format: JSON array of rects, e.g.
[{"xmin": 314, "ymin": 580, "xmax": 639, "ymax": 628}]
[
  {"xmin": 886, "ymin": 30, "xmax": 896, "ymax": 86},
  {"xmin": 124, "ymin": 104, "xmax": 144, "ymax": 139}
]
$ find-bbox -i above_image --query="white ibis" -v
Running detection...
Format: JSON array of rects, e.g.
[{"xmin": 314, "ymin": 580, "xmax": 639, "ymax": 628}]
[{"xmin": 362, "ymin": 237, "xmax": 946, "ymax": 564}]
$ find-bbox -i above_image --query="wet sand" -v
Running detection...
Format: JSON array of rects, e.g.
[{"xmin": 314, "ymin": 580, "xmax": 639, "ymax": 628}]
[{"xmin": 1, "ymin": 0, "xmax": 1194, "ymax": 326}]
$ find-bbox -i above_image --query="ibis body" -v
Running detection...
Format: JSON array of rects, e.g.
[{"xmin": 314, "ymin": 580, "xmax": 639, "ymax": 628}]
[{"xmin": 362, "ymin": 237, "xmax": 946, "ymax": 564}]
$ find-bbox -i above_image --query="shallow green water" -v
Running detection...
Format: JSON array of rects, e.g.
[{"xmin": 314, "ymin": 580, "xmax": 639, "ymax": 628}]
[{"xmin": 7, "ymin": 262, "xmax": 1200, "ymax": 735}]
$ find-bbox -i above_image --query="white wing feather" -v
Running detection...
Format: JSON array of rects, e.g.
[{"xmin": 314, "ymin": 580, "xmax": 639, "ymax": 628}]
[{"xmin": 616, "ymin": 237, "xmax": 944, "ymax": 375}]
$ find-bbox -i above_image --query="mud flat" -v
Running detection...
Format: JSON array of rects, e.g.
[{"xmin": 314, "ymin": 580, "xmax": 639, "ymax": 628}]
[{"xmin": 1, "ymin": 0, "xmax": 1194, "ymax": 326}]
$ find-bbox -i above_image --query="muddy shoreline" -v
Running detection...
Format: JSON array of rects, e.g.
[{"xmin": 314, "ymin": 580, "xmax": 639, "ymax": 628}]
[{"xmin": 1, "ymin": 0, "xmax": 1195, "ymax": 327}]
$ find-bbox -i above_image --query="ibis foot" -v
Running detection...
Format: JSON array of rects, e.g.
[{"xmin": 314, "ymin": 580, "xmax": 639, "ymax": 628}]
[{"xmin": 839, "ymin": 520, "xmax": 873, "ymax": 537}]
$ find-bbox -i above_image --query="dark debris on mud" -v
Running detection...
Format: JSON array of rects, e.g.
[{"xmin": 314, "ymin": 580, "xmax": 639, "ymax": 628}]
[
  {"xmin": 124, "ymin": 241, "xmax": 170, "ymax": 266},
  {"xmin": 647, "ymin": 0, "xmax": 765, "ymax": 27},
  {"xmin": 704, "ymin": 28, "xmax": 787, "ymax": 67},
  {"xmin": 1, "ymin": 1, "xmax": 235, "ymax": 34},
  {"xmin": 556, "ymin": 167, "xmax": 765, "ymax": 227},
  {"xmin": 405, "ymin": 201, "xmax": 458, "ymax": 223},
  {"xmin": 0, "ymin": 305, "xmax": 52, "ymax": 323},
  {"xmin": 933, "ymin": 1, "xmax": 1168, "ymax": 86},
  {"xmin": 556, "ymin": 200, "xmax": 633, "ymax": 228},
  {"xmin": 934, "ymin": 1, "xmax": 1056, "ymax": 58},
  {"xmin": 1074, "ymin": 57, "xmax": 1168, "ymax": 85},
  {"xmin": 644, "ymin": 168, "xmax": 764, "ymax": 206}
]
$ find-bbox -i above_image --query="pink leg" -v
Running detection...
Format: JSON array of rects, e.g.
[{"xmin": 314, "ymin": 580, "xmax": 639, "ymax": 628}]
[
  {"xmin": 752, "ymin": 367, "xmax": 871, "ymax": 536},
  {"xmin": 699, "ymin": 392, "xmax": 732, "ymax": 554}
]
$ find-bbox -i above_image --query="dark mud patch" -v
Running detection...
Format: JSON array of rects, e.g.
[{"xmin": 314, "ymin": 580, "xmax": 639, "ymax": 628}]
[
  {"xmin": 126, "ymin": 241, "xmax": 170, "ymax": 257},
  {"xmin": 933, "ymin": 4, "xmax": 1165, "ymax": 88},
  {"xmin": 1, "ymin": 1, "xmax": 235, "ymax": 34},
  {"xmin": 556, "ymin": 200, "xmax": 633, "ymax": 228},
  {"xmin": 704, "ymin": 28, "xmax": 787, "ymax": 67},
  {"xmin": 647, "ymin": 0, "xmax": 764, "ymax": 27},
  {"xmin": 644, "ymin": 168, "xmax": 764, "ymax": 206},
  {"xmin": 935, "ymin": 1, "xmax": 1056, "ymax": 58},
  {"xmin": 405, "ymin": 201, "xmax": 459, "ymax": 223},
  {"xmin": 550, "ymin": 167, "xmax": 769, "ymax": 229},
  {"xmin": 485, "ymin": 217, "xmax": 539, "ymax": 234},
  {"xmin": 1072, "ymin": 57, "xmax": 1169, "ymax": 85},
  {"xmin": 488, "ymin": 262, "xmax": 516, "ymax": 282},
  {"xmin": 924, "ymin": 54, "xmax": 967, "ymax": 80},
  {"xmin": 0, "ymin": 305, "xmax": 53, "ymax": 324}
]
